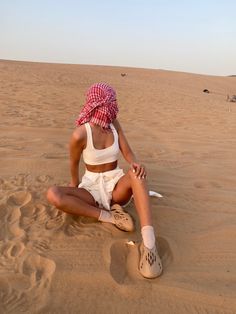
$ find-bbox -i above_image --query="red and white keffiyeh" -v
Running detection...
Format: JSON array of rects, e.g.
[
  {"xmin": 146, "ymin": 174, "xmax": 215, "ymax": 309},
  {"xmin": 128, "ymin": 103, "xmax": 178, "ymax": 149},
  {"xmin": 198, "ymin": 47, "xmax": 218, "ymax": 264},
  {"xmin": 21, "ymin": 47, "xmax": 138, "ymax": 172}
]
[{"xmin": 75, "ymin": 83, "xmax": 118, "ymax": 129}]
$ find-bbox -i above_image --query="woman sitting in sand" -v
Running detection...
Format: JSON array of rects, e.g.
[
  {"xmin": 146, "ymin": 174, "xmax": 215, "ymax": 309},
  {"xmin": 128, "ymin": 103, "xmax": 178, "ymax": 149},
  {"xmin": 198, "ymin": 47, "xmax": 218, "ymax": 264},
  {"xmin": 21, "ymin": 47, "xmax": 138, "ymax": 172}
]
[{"xmin": 47, "ymin": 83, "xmax": 162, "ymax": 279}]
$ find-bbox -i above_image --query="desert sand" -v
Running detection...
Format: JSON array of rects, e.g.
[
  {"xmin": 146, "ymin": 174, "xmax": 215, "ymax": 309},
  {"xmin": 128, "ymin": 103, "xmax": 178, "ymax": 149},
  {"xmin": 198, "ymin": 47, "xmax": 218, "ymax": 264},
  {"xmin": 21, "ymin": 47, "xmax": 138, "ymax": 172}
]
[{"xmin": 0, "ymin": 59, "xmax": 236, "ymax": 313}]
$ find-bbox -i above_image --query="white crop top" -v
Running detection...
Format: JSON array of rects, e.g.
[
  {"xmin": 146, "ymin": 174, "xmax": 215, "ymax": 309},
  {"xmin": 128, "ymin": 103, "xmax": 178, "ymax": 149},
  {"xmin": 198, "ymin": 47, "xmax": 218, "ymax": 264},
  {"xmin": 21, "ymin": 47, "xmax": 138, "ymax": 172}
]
[{"xmin": 83, "ymin": 123, "xmax": 120, "ymax": 165}]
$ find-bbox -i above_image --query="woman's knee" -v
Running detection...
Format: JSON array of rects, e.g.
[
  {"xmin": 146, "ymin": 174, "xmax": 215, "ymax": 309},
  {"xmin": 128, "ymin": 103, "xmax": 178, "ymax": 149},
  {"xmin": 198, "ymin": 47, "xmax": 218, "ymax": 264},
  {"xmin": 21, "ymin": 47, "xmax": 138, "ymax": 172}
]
[
  {"xmin": 46, "ymin": 186, "xmax": 63, "ymax": 207},
  {"xmin": 127, "ymin": 168, "xmax": 136, "ymax": 180}
]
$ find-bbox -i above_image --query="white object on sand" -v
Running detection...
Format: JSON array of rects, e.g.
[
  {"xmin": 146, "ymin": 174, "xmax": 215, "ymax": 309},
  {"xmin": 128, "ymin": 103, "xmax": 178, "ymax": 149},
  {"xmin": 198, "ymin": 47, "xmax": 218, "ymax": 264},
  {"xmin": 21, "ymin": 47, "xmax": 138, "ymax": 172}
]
[
  {"xmin": 123, "ymin": 190, "xmax": 163, "ymax": 207},
  {"xmin": 149, "ymin": 190, "xmax": 163, "ymax": 198}
]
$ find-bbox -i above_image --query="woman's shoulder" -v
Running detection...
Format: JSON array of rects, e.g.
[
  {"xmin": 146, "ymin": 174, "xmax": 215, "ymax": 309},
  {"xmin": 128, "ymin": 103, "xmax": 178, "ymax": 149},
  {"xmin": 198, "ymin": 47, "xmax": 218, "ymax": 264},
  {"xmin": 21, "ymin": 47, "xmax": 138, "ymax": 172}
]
[
  {"xmin": 112, "ymin": 119, "xmax": 122, "ymax": 132},
  {"xmin": 71, "ymin": 124, "xmax": 87, "ymax": 143}
]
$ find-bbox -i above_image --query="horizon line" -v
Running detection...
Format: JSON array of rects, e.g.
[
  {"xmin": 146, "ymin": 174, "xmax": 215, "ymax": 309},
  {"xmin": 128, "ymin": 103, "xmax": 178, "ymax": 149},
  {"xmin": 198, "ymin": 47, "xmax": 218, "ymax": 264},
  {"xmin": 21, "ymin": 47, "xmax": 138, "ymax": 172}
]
[{"xmin": 0, "ymin": 58, "xmax": 235, "ymax": 78}]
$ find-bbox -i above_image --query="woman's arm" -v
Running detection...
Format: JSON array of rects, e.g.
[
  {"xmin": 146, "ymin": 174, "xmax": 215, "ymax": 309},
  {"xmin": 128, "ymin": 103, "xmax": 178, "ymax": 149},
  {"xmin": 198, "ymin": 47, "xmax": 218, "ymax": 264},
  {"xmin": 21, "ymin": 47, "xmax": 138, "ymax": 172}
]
[
  {"xmin": 69, "ymin": 127, "xmax": 85, "ymax": 187},
  {"xmin": 113, "ymin": 120, "xmax": 146, "ymax": 179}
]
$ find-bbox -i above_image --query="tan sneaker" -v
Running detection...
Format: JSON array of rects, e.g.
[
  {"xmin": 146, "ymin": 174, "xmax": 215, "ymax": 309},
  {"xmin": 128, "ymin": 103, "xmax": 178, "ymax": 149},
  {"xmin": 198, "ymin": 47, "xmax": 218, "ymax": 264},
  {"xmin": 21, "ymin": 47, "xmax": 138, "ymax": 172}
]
[
  {"xmin": 110, "ymin": 204, "xmax": 134, "ymax": 232},
  {"xmin": 139, "ymin": 241, "xmax": 163, "ymax": 279}
]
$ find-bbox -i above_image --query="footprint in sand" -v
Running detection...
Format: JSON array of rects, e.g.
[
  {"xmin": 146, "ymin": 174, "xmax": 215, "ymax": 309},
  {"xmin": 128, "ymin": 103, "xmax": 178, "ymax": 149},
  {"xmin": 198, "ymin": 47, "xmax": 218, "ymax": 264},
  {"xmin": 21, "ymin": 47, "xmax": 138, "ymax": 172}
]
[
  {"xmin": 0, "ymin": 180, "xmax": 57, "ymax": 312},
  {"xmin": 0, "ymin": 241, "xmax": 27, "ymax": 285},
  {"xmin": 109, "ymin": 236, "xmax": 173, "ymax": 284},
  {"xmin": 157, "ymin": 236, "xmax": 174, "ymax": 269},
  {"xmin": 0, "ymin": 252, "xmax": 56, "ymax": 313},
  {"xmin": 109, "ymin": 241, "xmax": 129, "ymax": 284},
  {"xmin": 0, "ymin": 278, "xmax": 10, "ymax": 311},
  {"xmin": 4, "ymin": 191, "xmax": 32, "ymax": 240},
  {"xmin": 5, "ymin": 212, "xmax": 24, "ymax": 243},
  {"xmin": 0, "ymin": 280, "xmax": 28, "ymax": 313},
  {"xmin": 24, "ymin": 203, "xmax": 51, "ymax": 227},
  {"xmin": 20, "ymin": 201, "xmax": 64, "ymax": 232},
  {"xmin": 34, "ymin": 203, "xmax": 51, "ymax": 224},
  {"xmin": 7, "ymin": 190, "xmax": 32, "ymax": 207},
  {"xmin": 1, "ymin": 180, "xmax": 17, "ymax": 191},
  {"xmin": 1, "ymin": 240, "xmax": 25, "ymax": 259},
  {"xmin": 20, "ymin": 253, "xmax": 56, "ymax": 290},
  {"xmin": 15, "ymin": 175, "xmax": 28, "ymax": 187},
  {"xmin": 36, "ymin": 174, "xmax": 52, "ymax": 183}
]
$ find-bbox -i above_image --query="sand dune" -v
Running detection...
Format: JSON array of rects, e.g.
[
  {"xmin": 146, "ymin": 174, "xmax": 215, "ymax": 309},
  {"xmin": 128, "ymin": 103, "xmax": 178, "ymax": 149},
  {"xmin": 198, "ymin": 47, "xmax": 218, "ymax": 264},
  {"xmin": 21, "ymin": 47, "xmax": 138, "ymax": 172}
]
[{"xmin": 0, "ymin": 59, "xmax": 236, "ymax": 313}]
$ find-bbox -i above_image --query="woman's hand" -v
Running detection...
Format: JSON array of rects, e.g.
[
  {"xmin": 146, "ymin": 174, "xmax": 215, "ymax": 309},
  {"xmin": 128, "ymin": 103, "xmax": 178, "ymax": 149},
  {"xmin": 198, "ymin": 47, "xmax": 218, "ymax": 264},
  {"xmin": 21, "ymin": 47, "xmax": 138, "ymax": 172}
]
[{"xmin": 130, "ymin": 162, "xmax": 147, "ymax": 179}]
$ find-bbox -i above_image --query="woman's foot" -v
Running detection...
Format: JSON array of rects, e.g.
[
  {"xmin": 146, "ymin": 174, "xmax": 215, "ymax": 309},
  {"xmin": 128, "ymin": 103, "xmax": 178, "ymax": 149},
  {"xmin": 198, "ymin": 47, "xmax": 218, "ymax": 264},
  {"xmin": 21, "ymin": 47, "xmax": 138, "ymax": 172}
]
[
  {"xmin": 139, "ymin": 241, "xmax": 163, "ymax": 279},
  {"xmin": 110, "ymin": 204, "xmax": 134, "ymax": 232}
]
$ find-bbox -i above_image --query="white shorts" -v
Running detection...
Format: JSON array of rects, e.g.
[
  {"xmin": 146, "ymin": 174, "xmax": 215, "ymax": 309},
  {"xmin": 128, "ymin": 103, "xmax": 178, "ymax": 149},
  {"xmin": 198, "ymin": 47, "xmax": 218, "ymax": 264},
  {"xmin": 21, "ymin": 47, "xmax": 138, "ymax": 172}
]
[{"xmin": 78, "ymin": 167, "xmax": 125, "ymax": 210}]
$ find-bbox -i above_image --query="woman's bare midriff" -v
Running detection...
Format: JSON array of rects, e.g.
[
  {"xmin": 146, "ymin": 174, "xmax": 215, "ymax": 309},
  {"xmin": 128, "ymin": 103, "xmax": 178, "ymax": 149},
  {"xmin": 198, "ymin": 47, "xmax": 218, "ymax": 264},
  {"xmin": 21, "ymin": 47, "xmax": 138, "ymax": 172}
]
[{"xmin": 85, "ymin": 160, "xmax": 118, "ymax": 173}]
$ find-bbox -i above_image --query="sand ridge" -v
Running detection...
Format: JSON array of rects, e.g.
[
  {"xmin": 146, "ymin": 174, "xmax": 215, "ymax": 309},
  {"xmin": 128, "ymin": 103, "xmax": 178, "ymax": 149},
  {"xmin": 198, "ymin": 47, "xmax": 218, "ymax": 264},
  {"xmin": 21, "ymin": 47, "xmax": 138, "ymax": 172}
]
[{"xmin": 0, "ymin": 59, "xmax": 236, "ymax": 313}]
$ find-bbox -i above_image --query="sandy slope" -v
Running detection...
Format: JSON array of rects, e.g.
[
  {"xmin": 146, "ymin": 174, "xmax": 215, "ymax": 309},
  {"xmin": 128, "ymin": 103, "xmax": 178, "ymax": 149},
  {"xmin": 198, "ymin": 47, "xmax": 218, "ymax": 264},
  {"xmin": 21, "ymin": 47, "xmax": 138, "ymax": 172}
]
[{"xmin": 0, "ymin": 59, "xmax": 236, "ymax": 314}]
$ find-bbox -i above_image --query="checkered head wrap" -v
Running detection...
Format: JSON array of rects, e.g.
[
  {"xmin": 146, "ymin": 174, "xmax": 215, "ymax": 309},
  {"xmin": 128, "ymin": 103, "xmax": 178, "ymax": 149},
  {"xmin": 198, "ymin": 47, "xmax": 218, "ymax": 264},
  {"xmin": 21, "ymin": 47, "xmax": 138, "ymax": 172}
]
[{"xmin": 75, "ymin": 83, "xmax": 118, "ymax": 129}]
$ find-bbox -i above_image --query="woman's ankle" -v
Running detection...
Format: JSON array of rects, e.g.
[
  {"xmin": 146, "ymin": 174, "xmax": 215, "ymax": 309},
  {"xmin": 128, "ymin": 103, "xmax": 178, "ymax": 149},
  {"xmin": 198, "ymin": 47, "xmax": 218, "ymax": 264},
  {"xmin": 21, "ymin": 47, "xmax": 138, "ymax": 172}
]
[{"xmin": 141, "ymin": 225, "xmax": 156, "ymax": 249}]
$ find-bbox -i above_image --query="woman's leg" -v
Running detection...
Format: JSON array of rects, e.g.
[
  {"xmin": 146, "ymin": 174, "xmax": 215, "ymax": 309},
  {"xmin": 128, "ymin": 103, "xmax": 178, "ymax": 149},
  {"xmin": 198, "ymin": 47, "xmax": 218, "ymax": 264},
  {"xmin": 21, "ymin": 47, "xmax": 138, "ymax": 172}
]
[
  {"xmin": 112, "ymin": 169, "xmax": 163, "ymax": 278},
  {"xmin": 46, "ymin": 186, "xmax": 101, "ymax": 219},
  {"xmin": 111, "ymin": 169, "xmax": 152, "ymax": 227},
  {"xmin": 47, "ymin": 185, "xmax": 133, "ymax": 229}
]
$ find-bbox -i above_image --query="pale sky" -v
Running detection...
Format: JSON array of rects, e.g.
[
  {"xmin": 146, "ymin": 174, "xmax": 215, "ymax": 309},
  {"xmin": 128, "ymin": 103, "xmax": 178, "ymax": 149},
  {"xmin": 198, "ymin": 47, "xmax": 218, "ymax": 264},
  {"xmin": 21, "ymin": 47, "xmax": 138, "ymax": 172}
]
[{"xmin": 0, "ymin": 0, "xmax": 235, "ymax": 75}]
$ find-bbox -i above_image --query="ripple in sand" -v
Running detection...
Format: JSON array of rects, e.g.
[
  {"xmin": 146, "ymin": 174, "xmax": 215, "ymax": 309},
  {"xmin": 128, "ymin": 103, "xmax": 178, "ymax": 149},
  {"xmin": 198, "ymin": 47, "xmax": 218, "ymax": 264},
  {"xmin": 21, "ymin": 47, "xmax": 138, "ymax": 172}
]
[
  {"xmin": 46, "ymin": 214, "xmax": 65, "ymax": 230},
  {"xmin": 30, "ymin": 238, "xmax": 50, "ymax": 254}
]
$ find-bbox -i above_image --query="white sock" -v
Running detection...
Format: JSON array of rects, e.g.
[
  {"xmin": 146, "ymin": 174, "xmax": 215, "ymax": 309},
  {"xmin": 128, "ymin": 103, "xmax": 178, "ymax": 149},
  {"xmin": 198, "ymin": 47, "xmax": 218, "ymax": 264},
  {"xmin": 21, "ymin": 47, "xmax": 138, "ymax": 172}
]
[
  {"xmin": 141, "ymin": 225, "xmax": 156, "ymax": 249},
  {"xmin": 98, "ymin": 209, "xmax": 114, "ymax": 224}
]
